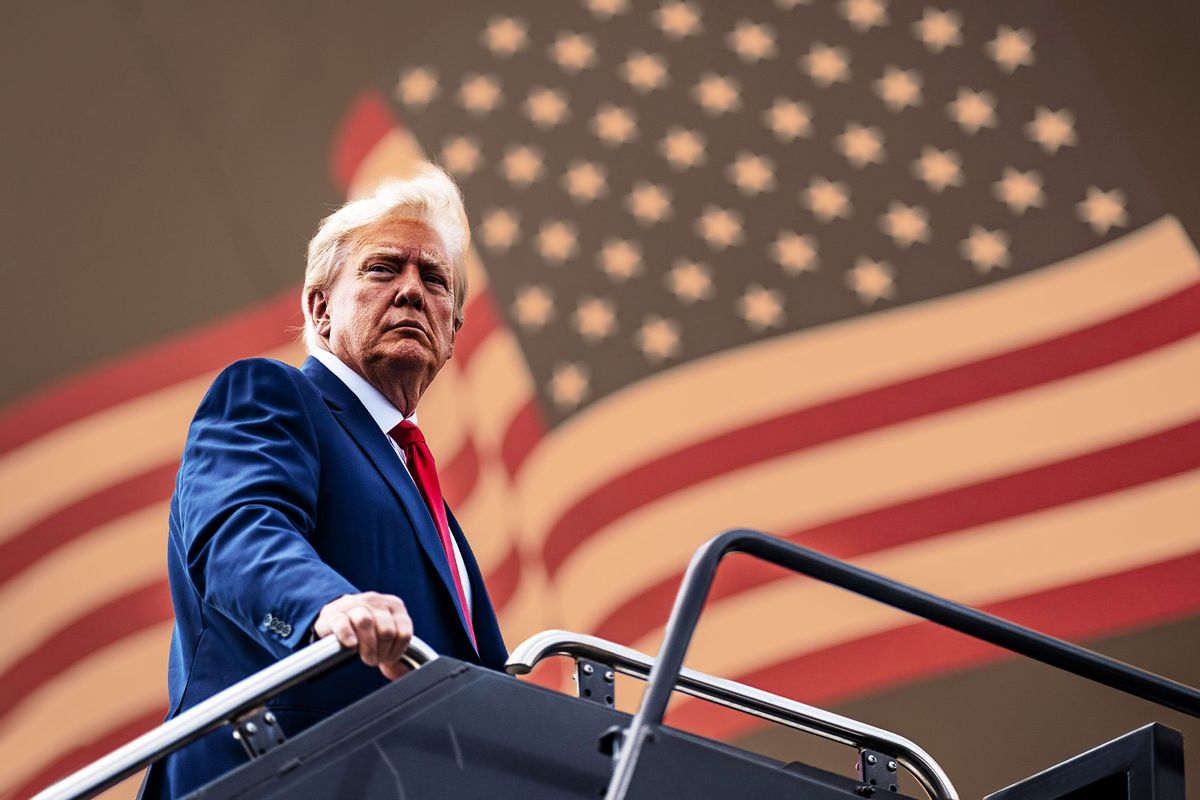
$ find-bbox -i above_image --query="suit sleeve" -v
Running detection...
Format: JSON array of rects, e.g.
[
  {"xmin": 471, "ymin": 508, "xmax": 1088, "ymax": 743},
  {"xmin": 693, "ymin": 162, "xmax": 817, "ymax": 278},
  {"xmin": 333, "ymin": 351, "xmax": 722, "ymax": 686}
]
[{"xmin": 174, "ymin": 359, "xmax": 358, "ymax": 658}]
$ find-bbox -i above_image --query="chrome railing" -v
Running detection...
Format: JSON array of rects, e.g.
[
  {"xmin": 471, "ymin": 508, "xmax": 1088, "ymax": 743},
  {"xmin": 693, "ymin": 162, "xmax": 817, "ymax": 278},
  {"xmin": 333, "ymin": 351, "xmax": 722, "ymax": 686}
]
[
  {"xmin": 507, "ymin": 629, "xmax": 957, "ymax": 800},
  {"xmin": 32, "ymin": 636, "xmax": 437, "ymax": 800},
  {"xmin": 605, "ymin": 529, "xmax": 1200, "ymax": 800}
]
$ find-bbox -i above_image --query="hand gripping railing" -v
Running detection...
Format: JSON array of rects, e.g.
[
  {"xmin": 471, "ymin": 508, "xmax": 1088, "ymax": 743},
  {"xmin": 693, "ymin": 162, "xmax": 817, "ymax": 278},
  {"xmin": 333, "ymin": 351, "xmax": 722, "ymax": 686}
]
[
  {"xmin": 605, "ymin": 529, "xmax": 1200, "ymax": 800},
  {"xmin": 33, "ymin": 635, "xmax": 437, "ymax": 800},
  {"xmin": 507, "ymin": 630, "xmax": 957, "ymax": 799}
]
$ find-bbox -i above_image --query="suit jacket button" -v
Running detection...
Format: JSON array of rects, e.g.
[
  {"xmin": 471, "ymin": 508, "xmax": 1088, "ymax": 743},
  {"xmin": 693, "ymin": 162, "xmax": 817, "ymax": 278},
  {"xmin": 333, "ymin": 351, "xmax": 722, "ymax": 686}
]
[
  {"xmin": 263, "ymin": 613, "xmax": 274, "ymax": 626},
  {"xmin": 281, "ymin": 624, "xmax": 293, "ymax": 637}
]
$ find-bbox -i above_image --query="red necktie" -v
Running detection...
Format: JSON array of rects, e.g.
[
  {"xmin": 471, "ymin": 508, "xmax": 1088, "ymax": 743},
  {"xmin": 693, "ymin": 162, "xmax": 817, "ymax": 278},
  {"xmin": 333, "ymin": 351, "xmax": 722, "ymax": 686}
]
[{"xmin": 389, "ymin": 421, "xmax": 477, "ymax": 649}]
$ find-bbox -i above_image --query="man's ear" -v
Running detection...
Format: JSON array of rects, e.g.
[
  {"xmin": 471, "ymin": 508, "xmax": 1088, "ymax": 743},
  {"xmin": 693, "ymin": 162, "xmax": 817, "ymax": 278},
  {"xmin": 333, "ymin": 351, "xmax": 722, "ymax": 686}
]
[{"xmin": 308, "ymin": 289, "xmax": 332, "ymax": 338}]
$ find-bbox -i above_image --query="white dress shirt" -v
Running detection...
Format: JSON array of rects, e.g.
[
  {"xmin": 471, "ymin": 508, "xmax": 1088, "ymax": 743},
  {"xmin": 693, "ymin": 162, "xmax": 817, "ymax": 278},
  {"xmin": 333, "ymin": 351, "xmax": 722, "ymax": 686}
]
[{"xmin": 310, "ymin": 348, "xmax": 472, "ymax": 611}]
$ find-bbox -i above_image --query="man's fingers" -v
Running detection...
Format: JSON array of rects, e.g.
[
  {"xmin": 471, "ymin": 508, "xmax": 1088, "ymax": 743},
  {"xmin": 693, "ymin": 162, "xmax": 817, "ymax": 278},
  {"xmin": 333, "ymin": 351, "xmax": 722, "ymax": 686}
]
[
  {"xmin": 347, "ymin": 606, "xmax": 378, "ymax": 666},
  {"xmin": 324, "ymin": 612, "xmax": 357, "ymax": 648},
  {"xmin": 314, "ymin": 593, "xmax": 414, "ymax": 678},
  {"xmin": 371, "ymin": 606, "xmax": 400, "ymax": 664},
  {"xmin": 380, "ymin": 661, "xmax": 413, "ymax": 681},
  {"xmin": 380, "ymin": 611, "xmax": 414, "ymax": 676}
]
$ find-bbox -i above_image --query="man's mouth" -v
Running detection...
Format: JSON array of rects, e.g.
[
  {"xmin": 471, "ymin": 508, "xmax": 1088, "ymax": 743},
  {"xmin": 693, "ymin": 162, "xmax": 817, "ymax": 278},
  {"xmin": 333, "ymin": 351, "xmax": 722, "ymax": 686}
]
[{"xmin": 388, "ymin": 321, "xmax": 428, "ymax": 335}]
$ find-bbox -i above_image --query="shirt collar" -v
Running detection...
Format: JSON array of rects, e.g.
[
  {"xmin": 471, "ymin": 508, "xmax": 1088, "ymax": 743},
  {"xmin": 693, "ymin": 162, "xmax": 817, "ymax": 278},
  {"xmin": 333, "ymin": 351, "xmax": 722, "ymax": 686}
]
[{"xmin": 310, "ymin": 348, "xmax": 416, "ymax": 434}]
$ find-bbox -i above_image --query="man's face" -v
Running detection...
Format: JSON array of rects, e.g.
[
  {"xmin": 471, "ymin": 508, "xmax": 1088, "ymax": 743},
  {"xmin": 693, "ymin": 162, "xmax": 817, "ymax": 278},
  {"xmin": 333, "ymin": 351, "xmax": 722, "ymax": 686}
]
[{"xmin": 318, "ymin": 216, "xmax": 457, "ymax": 391}]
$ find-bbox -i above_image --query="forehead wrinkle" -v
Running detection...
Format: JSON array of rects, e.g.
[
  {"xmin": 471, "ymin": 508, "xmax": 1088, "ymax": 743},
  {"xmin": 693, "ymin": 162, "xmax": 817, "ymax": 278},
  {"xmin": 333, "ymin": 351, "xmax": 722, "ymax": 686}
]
[{"xmin": 361, "ymin": 244, "xmax": 449, "ymax": 269}]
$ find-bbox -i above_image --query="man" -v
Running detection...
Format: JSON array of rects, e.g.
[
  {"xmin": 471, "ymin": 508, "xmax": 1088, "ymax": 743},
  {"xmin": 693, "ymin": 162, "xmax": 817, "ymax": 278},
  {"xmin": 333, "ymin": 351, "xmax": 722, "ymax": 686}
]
[{"xmin": 142, "ymin": 163, "xmax": 507, "ymax": 798}]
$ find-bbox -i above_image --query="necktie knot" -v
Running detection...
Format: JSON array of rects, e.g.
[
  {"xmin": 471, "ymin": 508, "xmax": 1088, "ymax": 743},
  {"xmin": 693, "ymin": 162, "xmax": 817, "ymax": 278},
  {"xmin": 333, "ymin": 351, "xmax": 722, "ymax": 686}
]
[{"xmin": 389, "ymin": 420, "xmax": 425, "ymax": 449}]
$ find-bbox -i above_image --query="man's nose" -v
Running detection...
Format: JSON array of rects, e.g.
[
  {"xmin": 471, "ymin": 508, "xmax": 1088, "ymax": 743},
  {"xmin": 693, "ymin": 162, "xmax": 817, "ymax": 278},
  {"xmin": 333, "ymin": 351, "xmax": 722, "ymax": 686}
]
[{"xmin": 392, "ymin": 265, "xmax": 425, "ymax": 308}]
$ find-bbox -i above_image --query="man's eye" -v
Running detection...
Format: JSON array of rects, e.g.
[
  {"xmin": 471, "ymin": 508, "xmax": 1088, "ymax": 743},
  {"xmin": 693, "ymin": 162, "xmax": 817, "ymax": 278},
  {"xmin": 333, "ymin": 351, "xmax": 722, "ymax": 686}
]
[
  {"xmin": 366, "ymin": 264, "xmax": 392, "ymax": 274},
  {"xmin": 425, "ymin": 274, "xmax": 448, "ymax": 287}
]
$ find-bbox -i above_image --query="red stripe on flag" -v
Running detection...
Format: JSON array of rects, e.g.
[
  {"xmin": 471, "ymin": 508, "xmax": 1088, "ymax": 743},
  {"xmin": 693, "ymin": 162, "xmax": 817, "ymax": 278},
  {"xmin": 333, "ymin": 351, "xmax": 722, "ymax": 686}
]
[
  {"xmin": 0, "ymin": 581, "xmax": 172, "ymax": 723},
  {"xmin": 520, "ymin": 658, "xmax": 568, "ymax": 693},
  {"xmin": 330, "ymin": 90, "xmax": 399, "ymax": 195},
  {"xmin": 0, "ymin": 462, "xmax": 179, "ymax": 587},
  {"xmin": 483, "ymin": 544, "xmax": 522, "ymax": 612},
  {"xmin": 454, "ymin": 290, "xmax": 501, "ymax": 369},
  {"xmin": 595, "ymin": 419, "xmax": 1200, "ymax": 645},
  {"xmin": 441, "ymin": 438, "xmax": 481, "ymax": 508},
  {"xmin": 0, "ymin": 292, "xmax": 300, "ymax": 457},
  {"xmin": 666, "ymin": 552, "xmax": 1200, "ymax": 742},
  {"xmin": 9, "ymin": 709, "xmax": 167, "ymax": 800},
  {"xmin": 543, "ymin": 283, "xmax": 1200, "ymax": 575},
  {"xmin": 501, "ymin": 398, "xmax": 547, "ymax": 477}
]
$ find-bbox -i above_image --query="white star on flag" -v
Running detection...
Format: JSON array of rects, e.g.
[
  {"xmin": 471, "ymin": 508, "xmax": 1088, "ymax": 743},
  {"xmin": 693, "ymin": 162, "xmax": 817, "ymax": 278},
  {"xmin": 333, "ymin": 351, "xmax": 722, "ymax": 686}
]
[
  {"xmin": 458, "ymin": 73, "xmax": 502, "ymax": 115},
  {"xmin": 947, "ymin": 87, "xmax": 998, "ymax": 135},
  {"xmin": 993, "ymin": 167, "xmax": 1046, "ymax": 215},
  {"xmin": 695, "ymin": 205, "xmax": 745, "ymax": 249},
  {"xmin": 621, "ymin": 51, "xmax": 670, "ymax": 93},
  {"xmin": 585, "ymin": 0, "xmax": 630, "ymax": 19},
  {"xmin": 481, "ymin": 16, "xmax": 528, "ymax": 58},
  {"xmin": 727, "ymin": 152, "xmax": 777, "ymax": 195},
  {"xmin": 536, "ymin": 219, "xmax": 579, "ymax": 263},
  {"xmin": 635, "ymin": 315, "xmax": 683, "ymax": 362},
  {"xmin": 598, "ymin": 238, "xmax": 643, "ymax": 281},
  {"xmin": 879, "ymin": 202, "xmax": 932, "ymax": 248},
  {"xmin": 763, "ymin": 98, "xmax": 814, "ymax": 141},
  {"xmin": 736, "ymin": 284, "xmax": 787, "ymax": 331},
  {"xmin": 550, "ymin": 31, "xmax": 598, "ymax": 73},
  {"xmin": 839, "ymin": 0, "xmax": 889, "ymax": 33},
  {"xmin": 562, "ymin": 161, "xmax": 608, "ymax": 204},
  {"xmin": 500, "ymin": 144, "xmax": 544, "ymax": 187},
  {"xmin": 549, "ymin": 362, "xmax": 589, "ymax": 408},
  {"xmin": 958, "ymin": 225, "xmax": 1011, "ymax": 272},
  {"xmin": 802, "ymin": 42, "xmax": 852, "ymax": 87},
  {"xmin": 726, "ymin": 20, "xmax": 778, "ymax": 62},
  {"xmin": 846, "ymin": 256, "xmax": 896, "ymax": 303},
  {"xmin": 1025, "ymin": 107, "xmax": 1078, "ymax": 154},
  {"xmin": 395, "ymin": 66, "xmax": 439, "ymax": 108},
  {"xmin": 659, "ymin": 126, "xmax": 707, "ymax": 169},
  {"xmin": 440, "ymin": 136, "xmax": 482, "ymax": 177},
  {"xmin": 986, "ymin": 25, "xmax": 1036, "ymax": 73},
  {"xmin": 591, "ymin": 104, "xmax": 639, "ymax": 146},
  {"xmin": 1076, "ymin": 186, "xmax": 1130, "ymax": 235},
  {"xmin": 912, "ymin": 7, "xmax": 963, "ymax": 53},
  {"xmin": 874, "ymin": 66, "xmax": 923, "ymax": 112},
  {"xmin": 693, "ymin": 72, "xmax": 742, "ymax": 115},
  {"xmin": 665, "ymin": 259, "xmax": 714, "ymax": 303},
  {"xmin": 802, "ymin": 176, "xmax": 853, "ymax": 222},
  {"xmin": 912, "ymin": 146, "xmax": 964, "ymax": 193},
  {"xmin": 480, "ymin": 208, "xmax": 520, "ymax": 251},
  {"xmin": 524, "ymin": 87, "xmax": 571, "ymax": 129},
  {"xmin": 573, "ymin": 296, "xmax": 618, "ymax": 342},
  {"xmin": 512, "ymin": 285, "xmax": 555, "ymax": 329},
  {"xmin": 771, "ymin": 231, "xmax": 820, "ymax": 274},
  {"xmin": 655, "ymin": 1, "xmax": 703, "ymax": 40},
  {"xmin": 836, "ymin": 122, "xmax": 886, "ymax": 168},
  {"xmin": 626, "ymin": 181, "xmax": 674, "ymax": 224}
]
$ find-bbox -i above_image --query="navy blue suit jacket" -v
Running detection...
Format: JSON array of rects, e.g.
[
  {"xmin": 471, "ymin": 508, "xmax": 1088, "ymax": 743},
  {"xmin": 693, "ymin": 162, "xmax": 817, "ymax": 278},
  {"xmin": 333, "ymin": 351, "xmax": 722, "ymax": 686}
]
[{"xmin": 142, "ymin": 356, "xmax": 507, "ymax": 798}]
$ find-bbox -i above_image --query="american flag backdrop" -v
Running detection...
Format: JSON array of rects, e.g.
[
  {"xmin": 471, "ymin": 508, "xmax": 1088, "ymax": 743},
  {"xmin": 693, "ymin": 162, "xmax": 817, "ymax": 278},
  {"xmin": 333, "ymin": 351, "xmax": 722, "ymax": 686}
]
[{"xmin": 3, "ymin": 0, "xmax": 1200, "ymax": 797}]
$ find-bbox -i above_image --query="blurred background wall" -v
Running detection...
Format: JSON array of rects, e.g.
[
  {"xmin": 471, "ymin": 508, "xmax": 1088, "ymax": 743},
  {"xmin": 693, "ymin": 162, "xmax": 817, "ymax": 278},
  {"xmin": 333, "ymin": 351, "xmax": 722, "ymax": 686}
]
[{"xmin": 2, "ymin": 1, "xmax": 1199, "ymax": 797}]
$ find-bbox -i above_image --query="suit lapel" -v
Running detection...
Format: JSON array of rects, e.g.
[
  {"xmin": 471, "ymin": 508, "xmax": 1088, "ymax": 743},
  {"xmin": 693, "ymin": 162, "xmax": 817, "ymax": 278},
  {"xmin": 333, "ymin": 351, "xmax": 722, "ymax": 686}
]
[{"xmin": 301, "ymin": 356, "xmax": 474, "ymax": 645}]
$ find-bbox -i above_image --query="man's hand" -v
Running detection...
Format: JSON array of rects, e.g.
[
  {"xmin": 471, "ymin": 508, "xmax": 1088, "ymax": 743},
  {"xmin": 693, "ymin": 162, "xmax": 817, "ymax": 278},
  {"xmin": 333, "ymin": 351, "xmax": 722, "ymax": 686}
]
[{"xmin": 313, "ymin": 592, "xmax": 413, "ymax": 680}]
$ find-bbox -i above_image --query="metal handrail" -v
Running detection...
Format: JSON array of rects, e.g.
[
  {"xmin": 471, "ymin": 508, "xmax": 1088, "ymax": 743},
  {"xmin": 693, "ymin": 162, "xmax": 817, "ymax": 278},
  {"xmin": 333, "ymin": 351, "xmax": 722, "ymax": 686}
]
[
  {"xmin": 507, "ymin": 629, "xmax": 958, "ymax": 800},
  {"xmin": 33, "ymin": 635, "xmax": 437, "ymax": 800},
  {"xmin": 606, "ymin": 529, "xmax": 1200, "ymax": 800}
]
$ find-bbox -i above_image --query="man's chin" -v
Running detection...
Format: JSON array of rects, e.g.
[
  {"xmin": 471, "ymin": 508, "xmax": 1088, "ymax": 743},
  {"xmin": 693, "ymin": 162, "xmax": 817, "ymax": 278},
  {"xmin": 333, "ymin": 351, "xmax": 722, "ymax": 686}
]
[{"xmin": 369, "ymin": 343, "xmax": 435, "ymax": 373}]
